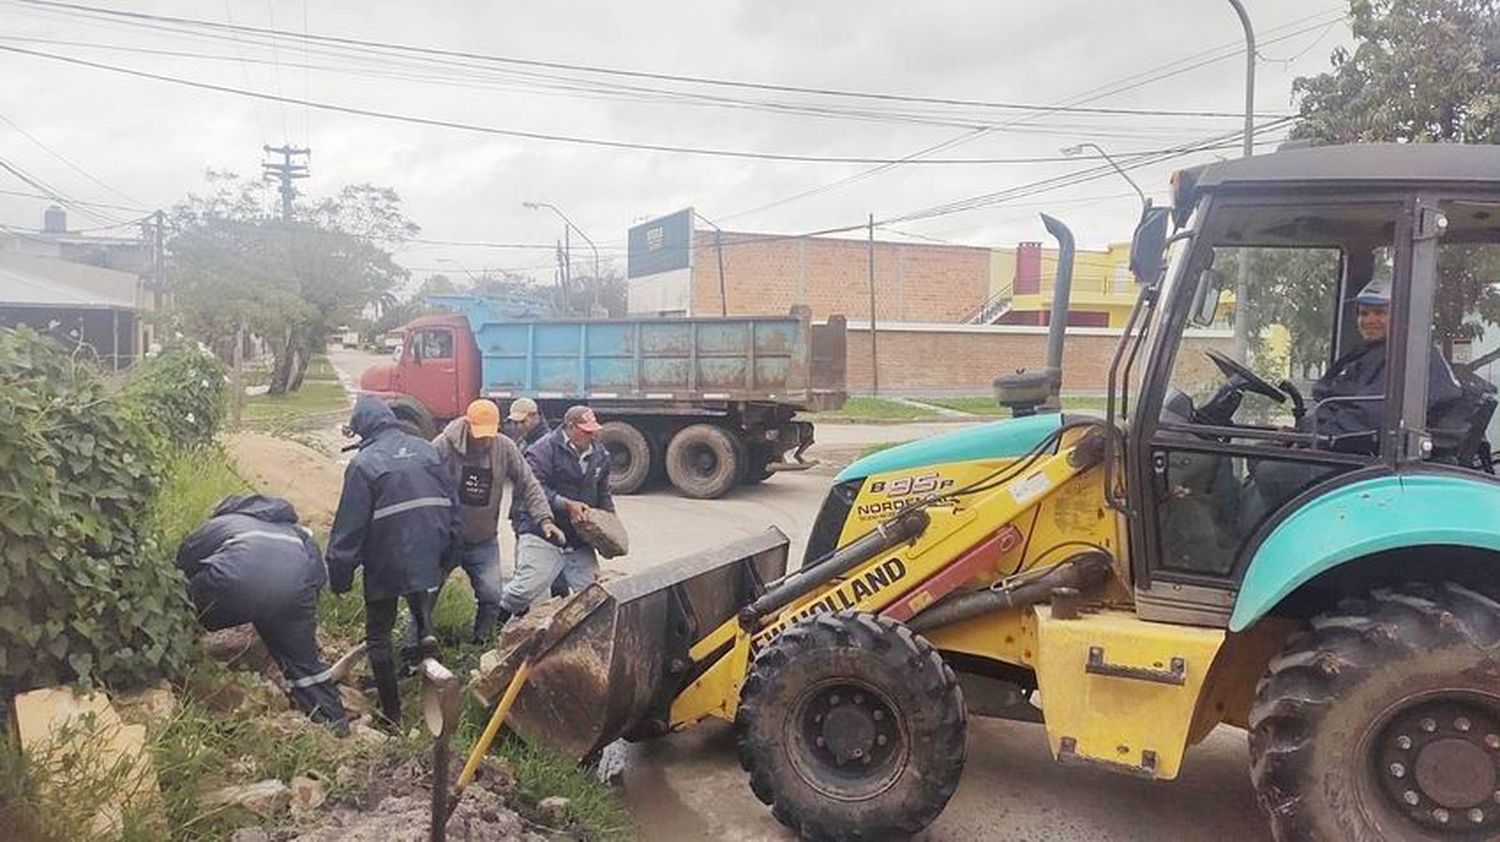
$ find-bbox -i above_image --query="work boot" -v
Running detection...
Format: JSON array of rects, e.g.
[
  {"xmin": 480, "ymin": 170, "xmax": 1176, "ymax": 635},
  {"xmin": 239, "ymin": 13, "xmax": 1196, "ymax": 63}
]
[
  {"xmin": 371, "ymin": 657, "xmax": 402, "ymax": 733},
  {"xmin": 472, "ymin": 604, "xmax": 500, "ymax": 645}
]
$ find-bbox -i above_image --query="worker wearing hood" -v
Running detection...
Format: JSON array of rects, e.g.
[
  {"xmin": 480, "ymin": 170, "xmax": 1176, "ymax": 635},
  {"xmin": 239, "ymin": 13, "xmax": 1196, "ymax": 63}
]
[
  {"xmin": 327, "ymin": 395, "xmax": 462, "ymax": 728},
  {"xmin": 177, "ymin": 493, "xmax": 348, "ymax": 733}
]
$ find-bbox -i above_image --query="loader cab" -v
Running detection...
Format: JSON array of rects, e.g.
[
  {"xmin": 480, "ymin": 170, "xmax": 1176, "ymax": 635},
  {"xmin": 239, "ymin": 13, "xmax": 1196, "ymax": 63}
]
[{"xmin": 1114, "ymin": 145, "xmax": 1500, "ymax": 626}]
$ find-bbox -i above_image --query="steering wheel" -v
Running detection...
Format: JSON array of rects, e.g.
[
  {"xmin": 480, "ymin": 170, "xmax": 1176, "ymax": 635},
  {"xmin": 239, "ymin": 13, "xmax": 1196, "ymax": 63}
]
[{"xmin": 1205, "ymin": 349, "xmax": 1286, "ymax": 404}]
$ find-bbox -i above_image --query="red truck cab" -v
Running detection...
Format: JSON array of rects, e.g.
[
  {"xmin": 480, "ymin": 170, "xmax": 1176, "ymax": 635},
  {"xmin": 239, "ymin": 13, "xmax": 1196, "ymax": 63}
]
[{"xmin": 358, "ymin": 313, "xmax": 479, "ymax": 433}]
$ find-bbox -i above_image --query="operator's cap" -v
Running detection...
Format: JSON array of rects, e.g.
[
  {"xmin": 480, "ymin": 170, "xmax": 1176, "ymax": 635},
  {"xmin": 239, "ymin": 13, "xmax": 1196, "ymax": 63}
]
[
  {"xmin": 465, "ymin": 399, "xmax": 500, "ymax": 438},
  {"xmin": 507, "ymin": 396, "xmax": 539, "ymax": 422},
  {"xmin": 564, "ymin": 405, "xmax": 603, "ymax": 433},
  {"xmin": 1353, "ymin": 276, "xmax": 1391, "ymax": 307}
]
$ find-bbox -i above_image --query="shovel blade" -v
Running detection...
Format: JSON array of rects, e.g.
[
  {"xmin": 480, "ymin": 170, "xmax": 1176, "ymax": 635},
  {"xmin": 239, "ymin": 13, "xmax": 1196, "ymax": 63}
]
[{"xmin": 480, "ymin": 527, "xmax": 790, "ymax": 761}]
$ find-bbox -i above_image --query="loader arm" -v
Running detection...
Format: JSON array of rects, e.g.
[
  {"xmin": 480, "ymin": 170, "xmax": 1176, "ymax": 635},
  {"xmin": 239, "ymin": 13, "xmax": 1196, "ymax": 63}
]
[{"xmin": 669, "ymin": 423, "xmax": 1109, "ymax": 729}]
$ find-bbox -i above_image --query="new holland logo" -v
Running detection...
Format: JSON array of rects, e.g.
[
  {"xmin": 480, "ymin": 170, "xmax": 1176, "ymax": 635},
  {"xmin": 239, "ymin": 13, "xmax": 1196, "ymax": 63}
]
[{"xmin": 753, "ymin": 557, "xmax": 909, "ymax": 651}]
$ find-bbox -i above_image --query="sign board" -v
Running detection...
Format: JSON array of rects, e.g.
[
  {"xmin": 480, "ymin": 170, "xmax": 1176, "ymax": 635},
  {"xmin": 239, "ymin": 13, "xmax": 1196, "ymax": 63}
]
[{"xmin": 628, "ymin": 208, "xmax": 694, "ymax": 279}]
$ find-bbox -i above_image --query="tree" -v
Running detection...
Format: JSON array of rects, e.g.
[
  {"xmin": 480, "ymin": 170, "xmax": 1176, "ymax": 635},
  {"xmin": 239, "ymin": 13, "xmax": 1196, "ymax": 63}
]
[
  {"xmin": 166, "ymin": 173, "xmax": 415, "ymax": 393},
  {"xmin": 1281, "ymin": 0, "xmax": 1500, "ymax": 356},
  {"xmin": 1292, "ymin": 0, "xmax": 1500, "ymax": 145}
]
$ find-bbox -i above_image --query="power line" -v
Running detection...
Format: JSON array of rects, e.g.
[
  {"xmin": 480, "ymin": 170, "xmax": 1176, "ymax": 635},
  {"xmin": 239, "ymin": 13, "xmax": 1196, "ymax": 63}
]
[
  {"xmin": 0, "ymin": 43, "xmax": 1270, "ymax": 167},
  {"xmin": 0, "ymin": 110, "xmax": 145, "ymax": 206},
  {"xmin": 719, "ymin": 9, "xmax": 1345, "ymax": 223},
  {"xmin": 0, "ymin": 185, "xmax": 150, "ymax": 212},
  {"xmin": 0, "ymin": 154, "xmax": 126, "ymax": 226},
  {"xmin": 9, "ymin": 0, "xmax": 1296, "ymax": 120}
]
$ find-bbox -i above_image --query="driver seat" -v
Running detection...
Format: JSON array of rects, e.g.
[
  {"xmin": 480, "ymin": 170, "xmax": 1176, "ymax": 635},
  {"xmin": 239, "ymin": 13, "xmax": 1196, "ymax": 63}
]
[{"xmin": 1429, "ymin": 389, "xmax": 1497, "ymax": 473}]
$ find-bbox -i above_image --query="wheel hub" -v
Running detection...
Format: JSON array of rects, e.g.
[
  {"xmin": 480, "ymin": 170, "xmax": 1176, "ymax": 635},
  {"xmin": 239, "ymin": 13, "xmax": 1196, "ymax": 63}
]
[
  {"xmin": 1375, "ymin": 700, "xmax": 1500, "ymax": 833},
  {"xmin": 688, "ymin": 445, "xmax": 717, "ymax": 476},
  {"xmin": 801, "ymin": 686, "xmax": 900, "ymax": 773}
]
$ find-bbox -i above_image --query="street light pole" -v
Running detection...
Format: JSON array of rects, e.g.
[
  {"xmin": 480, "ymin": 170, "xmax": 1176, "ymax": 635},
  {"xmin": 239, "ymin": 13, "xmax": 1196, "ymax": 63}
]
[
  {"xmin": 1227, "ymin": 0, "xmax": 1257, "ymax": 362},
  {"xmin": 1060, "ymin": 143, "xmax": 1147, "ymax": 212},
  {"xmin": 524, "ymin": 201, "xmax": 601, "ymax": 314}
]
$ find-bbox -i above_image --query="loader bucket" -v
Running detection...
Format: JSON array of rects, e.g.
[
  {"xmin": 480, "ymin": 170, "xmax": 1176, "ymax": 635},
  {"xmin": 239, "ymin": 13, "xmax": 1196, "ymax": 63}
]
[{"xmin": 477, "ymin": 527, "xmax": 790, "ymax": 760}]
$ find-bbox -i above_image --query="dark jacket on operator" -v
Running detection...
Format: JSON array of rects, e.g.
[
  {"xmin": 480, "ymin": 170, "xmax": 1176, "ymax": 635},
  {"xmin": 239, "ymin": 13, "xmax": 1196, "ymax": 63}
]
[
  {"xmin": 327, "ymin": 396, "xmax": 462, "ymax": 601},
  {"xmin": 512, "ymin": 426, "xmax": 614, "ymax": 548},
  {"xmin": 1307, "ymin": 340, "xmax": 1463, "ymax": 439}
]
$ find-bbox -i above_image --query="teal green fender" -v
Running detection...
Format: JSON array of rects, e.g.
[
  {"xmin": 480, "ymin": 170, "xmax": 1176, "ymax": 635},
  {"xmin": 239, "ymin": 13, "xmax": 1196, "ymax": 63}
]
[
  {"xmin": 836, "ymin": 413, "xmax": 1061, "ymax": 482},
  {"xmin": 1230, "ymin": 473, "xmax": 1500, "ymax": 631}
]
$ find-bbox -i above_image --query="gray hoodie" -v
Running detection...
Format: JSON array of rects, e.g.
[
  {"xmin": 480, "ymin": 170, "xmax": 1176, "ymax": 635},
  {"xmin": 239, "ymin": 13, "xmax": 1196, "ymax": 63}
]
[{"xmin": 434, "ymin": 417, "xmax": 553, "ymax": 547}]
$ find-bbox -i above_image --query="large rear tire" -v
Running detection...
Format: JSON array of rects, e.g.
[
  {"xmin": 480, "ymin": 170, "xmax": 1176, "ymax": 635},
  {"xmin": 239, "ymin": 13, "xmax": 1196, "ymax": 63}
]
[
  {"xmin": 1248, "ymin": 582, "xmax": 1500, "ymax": 841},
  {"xmin": 665, "ymin": 424, "xmax": 739, "ymax": 499},
  {"xmin": 597, "ymin": 421, "xmax": 652, "ymax": 495},
  {"xmin": 736, "ymin": 611, "xmax": 967, "ymax": 841}
]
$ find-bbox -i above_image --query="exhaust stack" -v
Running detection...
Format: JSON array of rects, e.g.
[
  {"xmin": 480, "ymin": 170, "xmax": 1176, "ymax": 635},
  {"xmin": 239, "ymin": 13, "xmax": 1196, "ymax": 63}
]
[{"xmin": 995, "ymin": 213, "xmax": 1077, "ymax": 416}]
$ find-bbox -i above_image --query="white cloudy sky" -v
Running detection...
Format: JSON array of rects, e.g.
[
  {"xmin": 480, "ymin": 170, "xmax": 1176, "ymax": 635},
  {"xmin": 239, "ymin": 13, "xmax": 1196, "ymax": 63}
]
[{"xmin": 0, "ymin": 0, "xmax": 1354, "ymax": 283}]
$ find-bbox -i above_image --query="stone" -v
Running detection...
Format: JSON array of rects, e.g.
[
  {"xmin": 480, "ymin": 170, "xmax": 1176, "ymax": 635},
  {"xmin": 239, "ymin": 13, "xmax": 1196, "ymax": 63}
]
[
  {"xmin": 290, "ymin": 772, "xmax": 329, "ymax": 817},
  {"xmin": 350, "ymin": 722, "xmax": 390, "ymax": 744},
  {"xmin": 339, "ymin": 684, "xmax": 373, "ymax": 718},
  {"xmin": 201, "ymin": 624, "xmax": 273, "ymax": 672},
  {"xmin": 116, "ymin": 683, "xmax": 178, "ymax": 724},
  {"xmin": 537, "ymin": 795, "xmax": 570, "ymax": 827},
  {"xmin": 203, "ymin": 779, "xmax": 291, "ymax": 817},
  {"xmin": 228, "ymin": 828, "xmax": 272, "ymax": 842},
  {"xmin": 13, "ymin": 686, "xmax": 159, "ymax": 837}
]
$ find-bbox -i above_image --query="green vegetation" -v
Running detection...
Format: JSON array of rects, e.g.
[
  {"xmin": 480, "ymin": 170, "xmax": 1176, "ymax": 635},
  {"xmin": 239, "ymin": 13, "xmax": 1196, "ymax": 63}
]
[
  {"xmin": 919, "ymin": 394, "xmax": 1109, "ymax": 415},
  {"xmin": 242, "ymin": 379, "xmax": 349, "ymax": 428},
  {"xmin": 0, "ymin": 328, "xmax": 220, "ymax": 691},
  {"xmin": 804, "ymin": 396, "xmax": 932, "ymax": 422}
]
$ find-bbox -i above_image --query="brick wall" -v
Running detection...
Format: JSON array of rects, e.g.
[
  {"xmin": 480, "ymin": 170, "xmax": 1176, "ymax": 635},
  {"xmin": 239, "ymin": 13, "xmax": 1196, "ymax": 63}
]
[
  {"xmin": 690, "ymin": 231, "xmax": 991, "ymax": 322},
  {"xmin": 842, "ymin": 322, "xmax": 1232, "ymax": 394}
]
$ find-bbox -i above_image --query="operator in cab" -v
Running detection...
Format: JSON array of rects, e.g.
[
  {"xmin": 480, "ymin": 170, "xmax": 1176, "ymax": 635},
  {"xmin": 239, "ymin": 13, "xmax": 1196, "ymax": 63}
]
[{"xmin": 1301, "ymin": 275, "xmax": 1462, "ymax": 442}]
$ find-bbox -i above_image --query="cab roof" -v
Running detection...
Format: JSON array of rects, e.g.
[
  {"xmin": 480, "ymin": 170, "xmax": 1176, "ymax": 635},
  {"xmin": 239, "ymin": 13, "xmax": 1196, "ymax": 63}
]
[{"xmin": 1185, "ymin": 143, "xmax": 1500, "ymax": 195}]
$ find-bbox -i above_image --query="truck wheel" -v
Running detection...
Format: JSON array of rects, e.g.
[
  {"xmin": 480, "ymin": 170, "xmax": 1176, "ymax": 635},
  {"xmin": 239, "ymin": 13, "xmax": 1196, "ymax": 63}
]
[
  {"xmin": 1249, "ymin": 582, "xmax": 1500, "ymax": 842},
  {"xmin": 389, "ymin": 398, "xmax": 437, "ymax": 438},
  {"xmin": 598, "ymin": 421, "xmax": 653, "ymax": 495},
  {"xmin": 665, "ymin": 424, "xmax": 739, "ymax": 499},
  {"xmin": 736, "ymin": 611, "xmax": 966, "ymax": 841}
]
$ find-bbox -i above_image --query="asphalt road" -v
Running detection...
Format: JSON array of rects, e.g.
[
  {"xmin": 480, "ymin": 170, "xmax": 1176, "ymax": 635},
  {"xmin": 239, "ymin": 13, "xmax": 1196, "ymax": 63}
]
[{"xmin": 326, "ymin": 347, "xmax": 1273, "ymax": 841}]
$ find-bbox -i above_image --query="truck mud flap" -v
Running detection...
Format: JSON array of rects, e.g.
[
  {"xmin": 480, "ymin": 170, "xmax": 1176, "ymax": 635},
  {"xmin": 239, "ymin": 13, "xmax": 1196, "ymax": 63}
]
[{"xmin": 476, "ymin": 528, "xmax": 790, "ymax": 761}]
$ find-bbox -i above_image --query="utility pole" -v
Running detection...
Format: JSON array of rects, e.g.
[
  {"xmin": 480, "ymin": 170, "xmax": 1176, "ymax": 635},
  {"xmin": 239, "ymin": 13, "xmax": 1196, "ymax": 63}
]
[
  {"xmin": 1227, "ymin": 0, "xmax": 1256, "ymax": 362},
  {"xmin": 524, "ymin": 202, "xmax": 599, "ymax": 315},
  {"xmin": 261, "ymin": 145, "xmax": 310, "ymax": 222},
  {"xmin": 694, "ymin": 211, "xmax": 730, "ymax": 317},
  {"xmin": 868, "ymin": 213, "xmax": 879, "ymax": 397}
]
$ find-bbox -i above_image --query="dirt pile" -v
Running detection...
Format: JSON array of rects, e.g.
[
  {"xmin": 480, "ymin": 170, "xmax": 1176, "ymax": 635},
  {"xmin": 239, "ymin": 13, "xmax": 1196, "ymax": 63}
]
[{"xmin": 225, "ymin": 432, "xmax": 345, "ymax": 531}]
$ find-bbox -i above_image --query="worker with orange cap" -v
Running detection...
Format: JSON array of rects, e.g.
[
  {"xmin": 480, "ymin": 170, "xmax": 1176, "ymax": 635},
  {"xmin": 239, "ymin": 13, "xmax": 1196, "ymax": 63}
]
[{"xmin": 422, "ymin": 399, "xmax": 563, "ymax": 646}]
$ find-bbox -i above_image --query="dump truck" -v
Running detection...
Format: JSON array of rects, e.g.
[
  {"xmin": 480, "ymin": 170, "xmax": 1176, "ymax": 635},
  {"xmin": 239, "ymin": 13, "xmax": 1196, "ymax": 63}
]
[
  {"xmin": 357, "ymin": 297, "xmax": 848, "ymax": 499},
  {"xmin": 478, "ymin": 143, "xmax": 1500, "ymax": 842}
]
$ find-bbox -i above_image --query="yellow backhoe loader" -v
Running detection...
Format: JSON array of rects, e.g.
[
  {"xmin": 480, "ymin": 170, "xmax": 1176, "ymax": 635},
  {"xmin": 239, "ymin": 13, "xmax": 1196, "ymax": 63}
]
[{"xmin": 480, "ymin": 143, "xmax": 1500, "ymax": 842}]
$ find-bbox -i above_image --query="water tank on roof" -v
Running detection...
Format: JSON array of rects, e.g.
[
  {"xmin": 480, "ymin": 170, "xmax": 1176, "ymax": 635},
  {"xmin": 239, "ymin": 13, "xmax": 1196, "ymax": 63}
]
[{"xmin": 42, "ymin": 205, "xmax": 66, "ymax": 234}]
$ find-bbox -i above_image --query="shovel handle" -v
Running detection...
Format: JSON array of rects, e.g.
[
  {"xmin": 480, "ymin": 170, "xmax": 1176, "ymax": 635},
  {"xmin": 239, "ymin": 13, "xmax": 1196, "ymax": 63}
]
[{"xmin": 448, "ymin": 658, "xmax": 534, "ymax": 817}]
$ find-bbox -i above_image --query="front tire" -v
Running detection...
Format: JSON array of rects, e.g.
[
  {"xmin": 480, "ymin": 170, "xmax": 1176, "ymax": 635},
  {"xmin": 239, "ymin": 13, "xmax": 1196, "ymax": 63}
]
[
  {"xmin": 1249, "ymin": 582, "xmax": 1500, "ymax": 841},
  {"xmin": 736, "ymin": 612, "xmax": 966, "ymax": 841}
]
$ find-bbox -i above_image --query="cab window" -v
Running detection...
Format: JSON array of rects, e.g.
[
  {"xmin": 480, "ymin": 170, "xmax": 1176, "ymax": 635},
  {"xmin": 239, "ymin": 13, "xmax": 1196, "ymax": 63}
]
[{"xmin": 412, "ymin": 329, "xmax": 454, "ymax": 361}]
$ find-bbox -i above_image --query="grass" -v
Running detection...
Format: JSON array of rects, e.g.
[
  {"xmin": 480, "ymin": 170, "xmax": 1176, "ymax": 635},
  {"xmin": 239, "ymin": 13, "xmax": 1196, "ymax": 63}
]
[
  {"xmin": 241, "ymin": 380, "xmax": 350, "ymax": 428},
  {"xmin": 910, "ymin": 394, "xmax": 1111, "ymax": 416},
  {"xmin": 147, "ymin": 446, "xmax": 250, "ymax": 551},
  {"xmin": 803, "ymin": 395, "xmax": 933, "ymax": 423}
]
